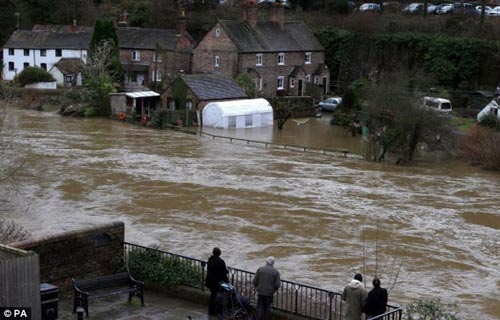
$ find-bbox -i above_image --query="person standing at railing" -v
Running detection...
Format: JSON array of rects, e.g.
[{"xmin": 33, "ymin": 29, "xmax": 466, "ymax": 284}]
[
  {"xmin": 342, "ymin": 273, "xmax": 368, "ymax": 320},
  {"xmin": 205, "ymin": 247, "xmax": 229, "ymax": 316},
  {"xmin": 253, "ymin": 256, "xmax": 281, "ymax": 320},
  {"xmin": 363, "ymin": 278, "xmax": 388, "ymax": 319}
]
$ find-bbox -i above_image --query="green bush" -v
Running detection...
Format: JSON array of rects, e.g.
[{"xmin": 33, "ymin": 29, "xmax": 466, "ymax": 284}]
[
  {"xmin": 404, "ymin": 298, "xmax": 461, "ymax": 320},
  {"xmin": 15, "ymin": 67, "xmax": 55, "ymax": 86},
  {"xmin": 478, "ymin": 113, "xmax": 500, "ymax": 131},
  {"xmin": 126, "ymin": 249, "xmax": 203, "ymax": 288}
]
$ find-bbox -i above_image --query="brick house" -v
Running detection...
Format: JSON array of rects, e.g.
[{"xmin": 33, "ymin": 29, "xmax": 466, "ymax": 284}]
[
  {"xmin": 118, "ymin": 15, "xmax": 194, "ymax": 89},
  {"xmin": 193, "ymin": 0, "xmax": 330, "ymax": 97}
]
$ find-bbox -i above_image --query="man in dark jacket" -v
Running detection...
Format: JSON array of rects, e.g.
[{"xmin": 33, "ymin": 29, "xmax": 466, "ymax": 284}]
[
  {"xmin": 253, "ymin": 256, "xmax": 281, "ymax": 320},
  {"xmin": 363, "ymin": 278, "xmax": 388, "ymax": 319},
  {"xmin": 205, "ymin": 247, "xmax": 229, "ymax": 315}
]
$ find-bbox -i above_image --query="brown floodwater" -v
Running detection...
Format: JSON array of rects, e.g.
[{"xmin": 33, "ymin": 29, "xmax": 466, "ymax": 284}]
[{"xmin": 1, "ymin": 108, "xmax": 499, "ymax": 319}]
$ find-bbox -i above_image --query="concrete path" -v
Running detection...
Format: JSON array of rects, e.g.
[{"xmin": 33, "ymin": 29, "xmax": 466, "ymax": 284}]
[{"xmin": 58, "ymin": 289, "xmax": 209, "ymax": 320}]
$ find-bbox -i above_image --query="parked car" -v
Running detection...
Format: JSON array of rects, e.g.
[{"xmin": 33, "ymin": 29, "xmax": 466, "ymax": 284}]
[
  {"xmin": 359, "ymin": 3, "xmax": 381, "ymax": 12},
  {"xmin": 427, "ymin": 4, "xmax": 439, "ymax": 13},
  {"xmin": 403, "ymin": 3, "xmax": 424, "ymax": 13},
  {"xmin": 318, "ymin": 97, "xmax": 343, "ymax": 112},
  {"xmin": 487, "ymin": 6, "xmax": 500, "ymax": 16},
  {"xmin": 423, "ymin": 97, "xmax": 452, "ymax": 113},
  {"xmin": 436, "ymin": 3, "xmax": 454, "ymax": 14},
  {"xmin": 475, "ymin": 5, "xmax": 492, "ymax": 14}
]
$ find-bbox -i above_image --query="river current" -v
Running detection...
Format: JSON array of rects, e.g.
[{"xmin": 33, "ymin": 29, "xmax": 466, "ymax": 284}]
[{"xmin": 1, "ymin": 108, "xmax": 499, "ymax": 319}]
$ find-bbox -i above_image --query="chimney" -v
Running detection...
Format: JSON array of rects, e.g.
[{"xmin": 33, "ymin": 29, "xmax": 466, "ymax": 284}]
[
  {"xmin": 270, "ymin": 1, "xmax": 285, "ymax": 29},
  {"xmin": 240, "ymin": 0, "xmax": 257, "ymax": 29},
  {"xmin": 176, "ymin": 9, "xmax": 188, "ymax": 36},
  {"xmin": 118, "ymin": 10, "xmax": 128, "ymax": 27}
]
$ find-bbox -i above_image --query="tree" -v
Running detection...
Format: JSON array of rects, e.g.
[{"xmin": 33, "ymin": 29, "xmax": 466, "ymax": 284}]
[
  {"xmin": 361, "ymin": 72, "xmax": 452, "ymax": 163},
  {"xmin": 89, "ymin": 19, "xmax": 124, "ymax": 84},
  {"xmin": 235, "ymin": 73, "xmax": 256, "ymax": 98},
  {"xmin": 129, "ymin": 0, "xmax": 150, "ymax": 27}
]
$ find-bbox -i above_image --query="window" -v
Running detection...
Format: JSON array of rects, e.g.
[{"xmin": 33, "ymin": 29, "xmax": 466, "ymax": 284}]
[
  {"xmin": 278, "ymin": 53, "xmax": 285, "ymax": 65},
  {"xmin": 215, "ymin": 28, "xmax": 221, "ymax": 37},
  {"xmin": 154, "ymin": 53, "xmax": 162, "ymax": 62},
  {"xmin": 41, "ymin": 63, "xmax": 47, "ymax": 70},
  {"xmin": 277, "ymin": 76, "xmax": 284, "ymax": 89},
  {"xmin": 305, "ymin": 52, "xmax": 312, "ymax": 64},
  {"xmin": 23, "ymin": 62, "xmax": 29, "ymax": 68},
  {"xmin": 8, "ymin": 62, "xmax": 14, "ymax": 71},
  {"xmin": 215, "ymin": 55, "xmax": 220, "ymax": 67},
  {"xmin": 66, "ymin": 75, "xmax": 73, "ymax": 83},
  {"xmin": 24, "ymin": 49, "xmax": 29, "ymax": 56},
  {"xmin": 259, "ymin": 78, "xmax": 263, "ymax": 90},
  {"xmin": 256, "ymin": 53, "xmax": 263, "ymax": 66},
  {"xmin": 314, "ymin": 76, "xmax": 319, "ymax": 84},
  {"xmin": 290, "ymin": 78, "xmax": 295, "ymax": 88},
  {"xmin": 153, "ymin": 70, "xmax": 162, "ymax": 82},
  {"xmin": 55, "ymin": 49, "xmax": 62, "ymax": 57},
  {"xmin": 228, "ymin": 116, "xmax": 236, "ymax": 128},
  {"xmin": 306, "ymin": 75, "xmax": 311, "ymax": 83},
  {"xmin": 245, "ymin": 114, "xmax": 253, "ymax": 127},
  {"xmin": 40, "ymin": 49, "xmax": 47, "ymax": 57},
  {"xmin": 186, "ymin": 100, "xmax": 193, "ymax": 111},
  {"xmin": 132, "ymin": 51, "xmax": 140, "ymax": 61},
  {"xmin": 8, "ymin": 48, "xmax": 14, "ymax": 56}
]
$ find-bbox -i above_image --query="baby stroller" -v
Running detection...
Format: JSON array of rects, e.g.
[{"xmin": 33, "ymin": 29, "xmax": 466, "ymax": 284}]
[{"xmin": 215, "ymin": 282, "xmax": 252, "ymax": 320}]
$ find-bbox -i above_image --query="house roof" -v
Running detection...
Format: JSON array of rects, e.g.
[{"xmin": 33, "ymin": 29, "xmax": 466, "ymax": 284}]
[
  {"xmin": 4, "ymin": 25, "xmax": 92, "ymax": 49},
  {"xmin": 181, "ymin": 74, "xmax": 247, "ymax": 101},
  {"xmin": 117, "ymin": 27, "xmax": 181, "ymax": 51},
  {"xmin": 218, "ymin": 20, "xmax": 324, "ymax": 53},
  {"xmin": 52, "ymin": 58, "xmax": 83, "ymax": 74}
]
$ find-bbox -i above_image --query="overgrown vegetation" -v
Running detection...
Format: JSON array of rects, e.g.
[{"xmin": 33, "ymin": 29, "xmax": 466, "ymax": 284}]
[
  {"xmin": 235, "ymin": 73, "xmax": 256, "ymax": 98},
  {"xmin": 404, "ymin": 298, "xmax": 461, "ymax": 320},
  {"xmin": 457, "ymin": 126, "xmax": 500, "ymax": 170},
  {"xmin": 124, "ymin": 249, "xmax": 203, "ymax": 288},
  {"xmin": 14, "ymin": 67, "xmax": 55, "ymax": 87}
]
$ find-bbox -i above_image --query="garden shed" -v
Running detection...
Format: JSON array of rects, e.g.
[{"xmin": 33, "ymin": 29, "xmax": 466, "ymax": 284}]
[
  {"xmin": 202, "ymin": 98, "xmax": 273, "ymax": 129},
  {"xmin": 477, "ymin": 99, "xmax": 500, "ymax": 121}
]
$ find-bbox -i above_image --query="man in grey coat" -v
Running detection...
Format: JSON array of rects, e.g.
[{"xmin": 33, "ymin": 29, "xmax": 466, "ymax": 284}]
[
  {"xmin": 342, "ymin": 273, "xmax": 368, "ymax": 320},
  {"xmin": 253, "ymin": 256, "xmax": 281, "ymax": 320}
]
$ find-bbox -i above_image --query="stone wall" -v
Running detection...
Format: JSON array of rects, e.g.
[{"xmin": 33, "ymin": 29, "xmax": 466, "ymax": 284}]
[{"xmin": 9, "ymin": 221, "xmax": 124, "ymax": 288}]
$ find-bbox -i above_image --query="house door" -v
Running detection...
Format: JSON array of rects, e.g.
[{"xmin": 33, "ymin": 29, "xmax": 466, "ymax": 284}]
[
  {"xmin": 322, "ymin": 77, "xmax": 328, "ymax": 95},
  {"xmin": 298, "ymin": 79, "xmax": 304, "ymax": 97}
]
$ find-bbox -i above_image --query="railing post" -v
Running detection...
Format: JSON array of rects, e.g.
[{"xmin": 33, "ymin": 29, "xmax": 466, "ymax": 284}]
[
  {"xmin": 328, "ymin": 291, "xmax": 335, "ymax": 320},
  {"xmin": 201, "ymin": 261, "xmax": 206, "ymax": 291},
  {"xmin": 294, "ymin": 284, "xmax": 300, "ymax": 314}
]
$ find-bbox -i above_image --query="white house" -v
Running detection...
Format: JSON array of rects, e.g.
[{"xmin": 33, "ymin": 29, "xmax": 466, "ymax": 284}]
[
  {"xmin": 2, "ymin": 25, "xmax": 91, "ymax": 81},
  {"xmin": 49, "ymin": 58, "xmax": 83, "ymax": 87},
  {"xmin": 477, "ymin": 99, "xmax": 500, "ymax": 121}
]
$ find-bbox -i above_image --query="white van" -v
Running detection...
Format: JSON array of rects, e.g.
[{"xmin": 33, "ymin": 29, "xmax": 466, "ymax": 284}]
[{"xmin": 422, "ymin": 97, "xmax": 452, "ymax": 113}]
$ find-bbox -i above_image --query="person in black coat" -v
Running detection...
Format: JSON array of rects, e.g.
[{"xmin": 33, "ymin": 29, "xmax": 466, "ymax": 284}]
[
  {"xmin": 205, "ymin": 247, "xmax": 229, "ymax": 315},
  {"xmin": 363, "ymin": 278, "xmax": 388, "ymax": 319}
]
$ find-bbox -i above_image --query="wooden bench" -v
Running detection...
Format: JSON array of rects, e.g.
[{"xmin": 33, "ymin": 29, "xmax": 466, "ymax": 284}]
[{"xmin": 72, "ymin": 272, "xmax": 144, "ymax": 318}]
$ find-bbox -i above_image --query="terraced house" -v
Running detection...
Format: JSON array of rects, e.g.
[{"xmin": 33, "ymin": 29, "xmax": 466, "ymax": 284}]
[{"xmin": 193, "ymin": 0, "xmax": 330, "ymax": 97}]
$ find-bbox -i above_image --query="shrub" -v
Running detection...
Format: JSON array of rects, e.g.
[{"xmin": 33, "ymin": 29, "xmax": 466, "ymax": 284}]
[
  {"xmin": 0, "ymin": 220, "xmax": 30, "ymax": 244},
  {"xmin": 126, "ymin": 249, "xmax": 203, "ymax": 287},
  {"xmin": 478, "ymin": 113, "xmax": 500, "ymax": 131},
  {"xmin": 457, "ymin": 126, "xmax": 500, "ymax": 170},
  {"xmin": 15, "ymin": 67, "xmax": 55, "ymax": 86},
  {"xmin": 404, "ymin": 298, "xmax": 461, "ymax": 320}
]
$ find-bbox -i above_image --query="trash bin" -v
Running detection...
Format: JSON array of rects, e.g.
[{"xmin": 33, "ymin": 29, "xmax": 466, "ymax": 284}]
[{"xmin": 40, "ymin": 283, "xmax": 59, "ymax": 320}]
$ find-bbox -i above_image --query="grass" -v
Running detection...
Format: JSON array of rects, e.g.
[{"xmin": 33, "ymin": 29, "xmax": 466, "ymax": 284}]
[{"xmin": 450, "ymin": 117, "xmax": 476, "ymax": 132}]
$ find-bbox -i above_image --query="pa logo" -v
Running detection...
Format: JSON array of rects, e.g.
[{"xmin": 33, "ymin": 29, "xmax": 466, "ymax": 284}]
[{"xmin": 2, "ymin": 310, "xmax": 11, "ymax": 318}]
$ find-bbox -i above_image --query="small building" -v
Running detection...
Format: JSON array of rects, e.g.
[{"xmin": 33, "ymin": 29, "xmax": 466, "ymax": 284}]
[
  {"xmin": 110, "ymin": 91, "xmax": 161, "ymax": 124},
  {"xmin": 49, "ymin": 58, "xmax": 83, "ymax": 87},
  {"xmin": 203, "ymin": 98, "xmax": 273, "ymax": 129},
  {"xmin": 477, "ymin": 99, "xmax": 500, "ymax": 121}
]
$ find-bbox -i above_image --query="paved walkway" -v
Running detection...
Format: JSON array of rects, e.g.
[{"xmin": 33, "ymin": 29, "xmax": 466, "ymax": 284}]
[{"xmin": 58, "ymin": 289, "xmax": 209, "ymax": 320}]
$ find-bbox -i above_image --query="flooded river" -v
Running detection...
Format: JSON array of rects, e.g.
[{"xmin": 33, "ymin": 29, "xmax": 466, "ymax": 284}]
[{"xmin": 1, "ymin": 108, "xmax": 499, "ymax": 319}]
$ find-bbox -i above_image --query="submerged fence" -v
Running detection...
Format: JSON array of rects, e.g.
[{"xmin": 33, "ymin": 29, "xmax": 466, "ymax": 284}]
[{"xmin": 122, "ymin": 242, "xmax": 402, "ymax": 320}]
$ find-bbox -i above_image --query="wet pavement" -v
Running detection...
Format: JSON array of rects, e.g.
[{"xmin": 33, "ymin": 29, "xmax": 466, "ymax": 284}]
[{"xmin": 58, "ymin": 289, "xmax": 208, "ymax": 320}]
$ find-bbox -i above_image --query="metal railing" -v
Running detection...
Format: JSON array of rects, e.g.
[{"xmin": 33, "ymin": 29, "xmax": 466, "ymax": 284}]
[{"xmin": 122, "ymin": 242, "xmax": 402, "ymax": 320}]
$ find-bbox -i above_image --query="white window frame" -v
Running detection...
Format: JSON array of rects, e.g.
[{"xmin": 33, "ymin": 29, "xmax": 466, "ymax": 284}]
[
  {"xmin": 259, "ymin": 78, "xmax": 263, "ymax": 91},
  {"xmin": 256, "ymin": 53, "xmax": 263, "ymax": 66},
  {"xmin": 8, "ymin": 48, "xmax": 14, "ymax": 56},
  {"xmin": 277, "ymin": 76, "xmax": 284, "ymax": 90},
  {"xmin": 215, "ymin": 28, "xmax": 221, "ymax": 37},
  {"xmin": 305, "ymin": 52, "xmax": 312, "ymax": 64},
  {"xmin": 215, "ymin": 55, "xmax": 220, "ymax": 67},
  {"xmin": 245, "ymin": 114, "xmax": 253, "ymax": 127},
  {"xmin": 228, "ymin": 116, "xmax": 236, "ymax": 128},
  {"xmin": 132, "ymin": 50, "xmax": 140, "ymax": 61},
  {"xmin": 278, "ymin": 52, "xmax": 285, "ymax": 65},
  {"xmin": 306, "ymin": 74, "xmax": 311, "ymax": 83},
  {"xmin": 40, "ymin": 49, "xmax": 47, "ymax": 57},
  {"xmin": 290, "ymin": 78, "xmax": 295, "ymax": 88},
  {"xmin": 314, "ymin": 76, "xmax": 319, "ymax": 84}
]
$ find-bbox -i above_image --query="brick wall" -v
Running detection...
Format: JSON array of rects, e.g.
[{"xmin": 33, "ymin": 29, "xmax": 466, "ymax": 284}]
[{"xmin": 9, "ymin": 221, "xmax": 125, "ymax": 288}]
